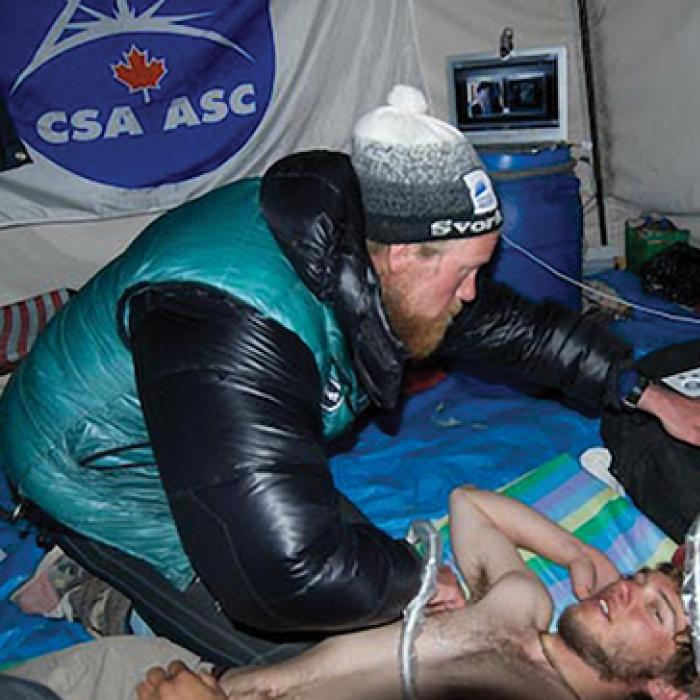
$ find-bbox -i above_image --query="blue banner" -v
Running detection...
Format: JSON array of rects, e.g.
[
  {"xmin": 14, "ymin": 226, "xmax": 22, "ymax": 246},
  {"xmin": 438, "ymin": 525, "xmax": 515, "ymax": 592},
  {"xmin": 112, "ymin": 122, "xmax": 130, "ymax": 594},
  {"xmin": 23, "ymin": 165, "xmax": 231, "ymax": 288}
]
[
  {"xmin": 1, "ymin": 0, "xmax": 274, "ymax": 189},
  {"xmin": 0, "ymin": 1, "xmax": 423, "ymax": 228}
]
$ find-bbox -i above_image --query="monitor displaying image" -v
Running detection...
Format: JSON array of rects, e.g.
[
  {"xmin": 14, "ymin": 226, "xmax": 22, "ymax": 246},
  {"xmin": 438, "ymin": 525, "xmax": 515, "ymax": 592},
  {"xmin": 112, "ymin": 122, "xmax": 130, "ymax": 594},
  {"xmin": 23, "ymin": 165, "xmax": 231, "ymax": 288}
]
[
  {"xmin": 447, "ymin": 46, "xmax": 567, "ymax": 145},
  {"xmin": 504, "ymin": 73, "xmax": 547, "ymax": 116},
  {"xmin": 467, "ymin": 78, "xmax": 503, "ymax": 118}
]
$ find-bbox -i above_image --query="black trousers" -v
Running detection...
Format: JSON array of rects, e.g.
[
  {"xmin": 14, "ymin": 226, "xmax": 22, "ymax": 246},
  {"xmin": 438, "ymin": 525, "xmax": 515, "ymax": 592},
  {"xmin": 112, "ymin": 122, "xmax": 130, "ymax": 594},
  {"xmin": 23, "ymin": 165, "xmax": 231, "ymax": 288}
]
[
  {"xmin": 54, "ymin": 529, "xmax": 319, "ymax": 668},
  {"xmin": 22, "ymin": 491, "xmax": 372, "ymax": 668},
  {"xmin": 0, "ymin": 675, "xmax": 61, "ymax": 700}
]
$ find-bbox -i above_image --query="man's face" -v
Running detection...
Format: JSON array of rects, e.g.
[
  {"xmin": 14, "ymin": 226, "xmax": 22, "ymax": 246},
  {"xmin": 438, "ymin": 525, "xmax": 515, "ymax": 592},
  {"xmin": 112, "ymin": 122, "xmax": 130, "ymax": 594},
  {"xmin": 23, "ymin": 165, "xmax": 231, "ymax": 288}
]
[
  {"xmin": 557, "ymin": 569, "xmax": 689, "ymax": 683},
  {"xmin": 378, "ymin": 233, "xmax": 499, "ymax": 359}
]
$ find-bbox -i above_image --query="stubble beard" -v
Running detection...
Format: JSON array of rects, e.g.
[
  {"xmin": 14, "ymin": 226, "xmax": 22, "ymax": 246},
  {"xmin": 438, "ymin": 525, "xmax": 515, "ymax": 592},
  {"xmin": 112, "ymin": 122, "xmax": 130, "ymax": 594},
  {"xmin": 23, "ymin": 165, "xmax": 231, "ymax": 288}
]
[{"xmin": 557, "ymin": 605, "xmax": 662, "ymax": 684}]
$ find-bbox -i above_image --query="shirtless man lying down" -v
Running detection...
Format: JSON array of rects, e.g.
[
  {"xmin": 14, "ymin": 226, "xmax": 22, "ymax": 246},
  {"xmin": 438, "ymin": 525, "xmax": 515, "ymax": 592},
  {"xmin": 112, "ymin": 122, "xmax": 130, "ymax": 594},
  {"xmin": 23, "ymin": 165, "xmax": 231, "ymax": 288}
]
[{"xmin": 137, "ymin": 487, "xmax": 699, "ymax": 700}]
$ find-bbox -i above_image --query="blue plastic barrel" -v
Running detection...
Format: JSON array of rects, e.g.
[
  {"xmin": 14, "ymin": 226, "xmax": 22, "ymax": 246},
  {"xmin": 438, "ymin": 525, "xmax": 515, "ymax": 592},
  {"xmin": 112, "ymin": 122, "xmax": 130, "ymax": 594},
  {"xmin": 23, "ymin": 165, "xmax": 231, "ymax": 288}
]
[{"xmin": 478, "ymin": 145, "xmax": 583, "ymax": 309}]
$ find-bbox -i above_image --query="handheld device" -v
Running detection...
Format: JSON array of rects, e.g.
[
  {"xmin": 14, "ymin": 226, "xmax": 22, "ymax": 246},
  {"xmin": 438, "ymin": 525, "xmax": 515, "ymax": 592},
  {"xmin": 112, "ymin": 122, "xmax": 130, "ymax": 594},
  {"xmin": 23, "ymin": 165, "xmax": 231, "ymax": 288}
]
[{"xmin": 661, "ymin": 367, "xmax": 700, "ymax": 398}]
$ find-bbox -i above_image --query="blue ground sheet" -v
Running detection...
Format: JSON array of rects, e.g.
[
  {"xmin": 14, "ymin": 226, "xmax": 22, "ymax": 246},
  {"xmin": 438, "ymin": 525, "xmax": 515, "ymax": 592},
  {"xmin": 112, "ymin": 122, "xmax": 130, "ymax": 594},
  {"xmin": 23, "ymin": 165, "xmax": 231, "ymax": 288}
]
[{"xmin": 1, "ymin": 270, "xmax": 699, "ymax": 667}]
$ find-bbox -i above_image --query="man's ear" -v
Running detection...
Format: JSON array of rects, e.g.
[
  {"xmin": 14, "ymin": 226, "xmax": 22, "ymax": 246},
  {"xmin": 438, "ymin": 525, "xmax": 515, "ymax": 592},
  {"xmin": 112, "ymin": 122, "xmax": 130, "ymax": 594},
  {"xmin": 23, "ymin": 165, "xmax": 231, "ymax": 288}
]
[
  {"xmin": 385, "ymin": 243, "xmax": 414, "ymax": 274},
  {"xmin": 644, "ymin": 678, "xmax": 691, "ymax": 700},
  {"xmin": 387, "ymin": 243, "xmax": 440, "ymax": 277}
]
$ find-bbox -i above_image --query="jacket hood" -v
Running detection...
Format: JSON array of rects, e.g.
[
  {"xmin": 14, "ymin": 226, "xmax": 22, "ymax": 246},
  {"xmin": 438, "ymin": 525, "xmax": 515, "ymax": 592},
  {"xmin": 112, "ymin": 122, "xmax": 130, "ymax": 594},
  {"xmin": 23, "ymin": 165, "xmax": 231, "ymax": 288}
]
[{"xmin": 260, "ymin": 150, "xmax": 407, "ymax": 410}]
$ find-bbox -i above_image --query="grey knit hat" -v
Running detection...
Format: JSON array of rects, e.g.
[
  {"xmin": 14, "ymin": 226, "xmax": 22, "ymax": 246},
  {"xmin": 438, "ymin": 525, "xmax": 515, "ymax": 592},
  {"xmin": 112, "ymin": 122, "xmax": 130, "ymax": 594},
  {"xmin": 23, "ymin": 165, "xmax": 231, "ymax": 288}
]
[{"xmin": 352, "ymin": 85, "xmax": 502, "ymax": 244}]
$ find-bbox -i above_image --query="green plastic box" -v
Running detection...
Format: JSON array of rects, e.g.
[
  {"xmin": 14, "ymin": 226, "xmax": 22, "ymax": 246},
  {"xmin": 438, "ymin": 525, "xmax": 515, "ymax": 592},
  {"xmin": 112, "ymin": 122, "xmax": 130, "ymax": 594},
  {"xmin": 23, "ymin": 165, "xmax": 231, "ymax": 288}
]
[{"xmin": 624, "ymin": 217, "xmax": 690, "ymax": 274}]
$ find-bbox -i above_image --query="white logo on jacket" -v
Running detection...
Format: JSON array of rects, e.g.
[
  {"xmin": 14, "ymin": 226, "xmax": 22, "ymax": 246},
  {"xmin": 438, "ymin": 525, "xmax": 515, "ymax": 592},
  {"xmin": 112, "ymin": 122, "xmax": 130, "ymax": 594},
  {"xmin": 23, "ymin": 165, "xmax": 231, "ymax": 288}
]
[{"xmin": 321, "ymin": 376, "xmax": 344, "ymax": 413}]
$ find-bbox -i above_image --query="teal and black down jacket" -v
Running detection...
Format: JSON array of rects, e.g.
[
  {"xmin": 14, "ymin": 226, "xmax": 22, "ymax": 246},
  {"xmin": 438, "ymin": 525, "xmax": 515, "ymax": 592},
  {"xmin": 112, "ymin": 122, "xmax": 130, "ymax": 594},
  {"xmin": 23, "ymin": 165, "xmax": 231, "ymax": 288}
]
[{"xmin": 0, "ymin": 150, "xmax": 631, "ymax": 633}]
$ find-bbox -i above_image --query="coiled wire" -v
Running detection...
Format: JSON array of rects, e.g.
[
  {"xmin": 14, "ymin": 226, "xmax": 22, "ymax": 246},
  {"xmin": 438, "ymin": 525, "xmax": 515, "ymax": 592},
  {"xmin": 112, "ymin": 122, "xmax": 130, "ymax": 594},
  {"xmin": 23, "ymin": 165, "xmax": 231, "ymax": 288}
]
[
  {"xmin": 400, "ymin": 519, "xmax": 443, "ymax": 700},
  {"xmin": 682, "ymin": 513, "xmax": 700, "ymax": 672}
]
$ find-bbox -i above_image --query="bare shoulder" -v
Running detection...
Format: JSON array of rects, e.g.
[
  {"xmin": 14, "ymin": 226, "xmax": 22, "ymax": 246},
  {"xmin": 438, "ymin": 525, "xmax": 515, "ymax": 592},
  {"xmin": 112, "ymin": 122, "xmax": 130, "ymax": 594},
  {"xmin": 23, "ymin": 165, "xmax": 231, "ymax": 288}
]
[
  {"xmin": 480, "ymin": 570, "xmax": 553, "ymax": 632},
  {"xmin": 426, "ymin": 570, "xmax": 552, "ymax": 651}
]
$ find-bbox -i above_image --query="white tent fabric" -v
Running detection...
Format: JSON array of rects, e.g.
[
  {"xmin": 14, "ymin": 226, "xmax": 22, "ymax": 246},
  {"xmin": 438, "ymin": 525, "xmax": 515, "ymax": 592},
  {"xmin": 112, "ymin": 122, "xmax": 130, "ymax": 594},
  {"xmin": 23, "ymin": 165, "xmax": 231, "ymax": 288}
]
[
  {"xmin": 411, "ymin": 0, "xmax": 604, "ymax": 259},
  {"xmin": 0, "ymin": 0, "xmax": 423, "ymax": 227},
  {"xmin": 0, "ymin": 0, "xmax": 698, "ymax": 306},
  {"xmin": 587, "ymin": 0, "xmax": 700, "ymax": 244},
  {"xmin": 413, "ymin": 0, "xmax": 589, "ymax": 146},
  {"xmin": 414, "ymin": 0, "xmax": 700, "ymax": 252},
  {"xmin": 0, "ymin": 0, "xmax": 423, "ymax": 303}
]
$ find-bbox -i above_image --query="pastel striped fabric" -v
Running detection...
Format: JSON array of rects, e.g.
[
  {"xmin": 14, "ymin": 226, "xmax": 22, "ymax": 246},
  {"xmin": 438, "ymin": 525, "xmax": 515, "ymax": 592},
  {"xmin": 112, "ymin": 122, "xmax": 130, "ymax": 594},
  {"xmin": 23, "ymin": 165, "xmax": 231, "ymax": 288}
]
[
  {"xmin": 434, "ymin": 452, "xmax": 676, "ymax": 625},
  {"xmin": 0, "ymin": 289, "xmax": 72, "ymax": 374}
]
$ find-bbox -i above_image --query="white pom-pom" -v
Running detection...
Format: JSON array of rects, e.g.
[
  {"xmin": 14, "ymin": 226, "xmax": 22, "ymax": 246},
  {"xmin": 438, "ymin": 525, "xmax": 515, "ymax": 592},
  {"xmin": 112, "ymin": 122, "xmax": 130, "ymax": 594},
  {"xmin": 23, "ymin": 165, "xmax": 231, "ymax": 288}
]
[{"xmin": 386, "ymin": 85, "xmax": 427, "ymax": 115}]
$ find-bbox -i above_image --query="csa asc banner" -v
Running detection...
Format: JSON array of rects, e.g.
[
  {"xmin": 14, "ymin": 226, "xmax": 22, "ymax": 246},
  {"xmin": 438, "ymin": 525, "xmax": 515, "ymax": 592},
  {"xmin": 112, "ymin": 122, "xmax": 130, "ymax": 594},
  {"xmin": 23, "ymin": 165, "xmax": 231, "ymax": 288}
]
[{"xmin": 0, "ymin": 0, "xmax": 424, "ymax": 227}]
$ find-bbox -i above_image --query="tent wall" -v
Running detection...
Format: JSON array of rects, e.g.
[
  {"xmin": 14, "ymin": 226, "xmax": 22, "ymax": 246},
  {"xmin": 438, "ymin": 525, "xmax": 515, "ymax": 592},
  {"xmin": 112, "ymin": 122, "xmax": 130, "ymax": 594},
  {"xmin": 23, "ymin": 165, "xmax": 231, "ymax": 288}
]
[
  {"xmin": 587, "ymin": 0, "xmax": 700, "ymax": 249},
  {"xmin": 1, "ymin": 0, "xmax": 698, "ymax": 306},
  {"xmin": 415, "ymin": 0, "xmax": 700, "ymax": 254},
  {"xmin": 0, "ymin": 214, "xmax": 155, "ymax": 305},
  {"xmin": 0, "ymin": 0, "xmax": 424, "ymax": 304},
  {"xmin": 412, "ymin": 0, "xmax": 603, "ymax": 262},
  {"xmin": 413, "ymin": 0, "xmax": 588, "ymax": 145}
]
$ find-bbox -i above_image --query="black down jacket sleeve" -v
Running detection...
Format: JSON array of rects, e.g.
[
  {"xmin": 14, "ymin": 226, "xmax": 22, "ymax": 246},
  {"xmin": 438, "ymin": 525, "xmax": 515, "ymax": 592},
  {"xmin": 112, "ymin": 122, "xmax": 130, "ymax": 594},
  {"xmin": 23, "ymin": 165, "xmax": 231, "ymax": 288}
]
[
  {"xmin": 128, "ymin": 284, "xmax": 421, "ymax": 633},
  {"xmin": 437, "ymin": 275, "xmax": 633, "ymax": 411}
]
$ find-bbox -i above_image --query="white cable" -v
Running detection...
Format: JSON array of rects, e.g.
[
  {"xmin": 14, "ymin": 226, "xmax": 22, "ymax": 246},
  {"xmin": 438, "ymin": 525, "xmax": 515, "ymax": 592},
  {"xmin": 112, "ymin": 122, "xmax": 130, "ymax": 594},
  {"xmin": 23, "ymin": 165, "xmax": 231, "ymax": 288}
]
[
  {"xmin": 500, "ymin": 233, "xmax": 700, "ymax": 326},
  {"xmin": 400, "ymin": 520, "xmax": 443, "ymax": 700}
]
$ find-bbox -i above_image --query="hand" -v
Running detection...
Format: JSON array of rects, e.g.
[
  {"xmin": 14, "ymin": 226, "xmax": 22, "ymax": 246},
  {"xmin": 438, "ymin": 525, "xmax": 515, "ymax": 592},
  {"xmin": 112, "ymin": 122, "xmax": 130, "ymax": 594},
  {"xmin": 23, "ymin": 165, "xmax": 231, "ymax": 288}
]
[
  {"xmin": 639, "ymin": 383, "xmax": 700, "ymax": 446},
  {"xmin": 136, "ymin": 661, "xmax": 227, "ymax": 700},
  {"xmin": 646, "ymin": 678, "xmax": 692, "ymax": 700},
  {"xmin": 426, "ymin": 564, "xmax": 467, "ymax": 614},
  {"xmin": 569, "ymin": 548, "xmax": 619, "ymax": 600}
]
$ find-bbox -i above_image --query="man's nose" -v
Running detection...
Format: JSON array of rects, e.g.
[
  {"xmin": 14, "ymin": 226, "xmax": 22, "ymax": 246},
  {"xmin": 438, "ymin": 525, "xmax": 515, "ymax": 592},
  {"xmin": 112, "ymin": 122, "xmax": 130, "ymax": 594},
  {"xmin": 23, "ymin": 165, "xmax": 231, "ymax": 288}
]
[
  {"xmin": 457, "ymin": 273, "xmax": 477, "ymax": 303},
  {"xmin": 614, "ymin": 579, "xmax": 633, "ymax": 607}
]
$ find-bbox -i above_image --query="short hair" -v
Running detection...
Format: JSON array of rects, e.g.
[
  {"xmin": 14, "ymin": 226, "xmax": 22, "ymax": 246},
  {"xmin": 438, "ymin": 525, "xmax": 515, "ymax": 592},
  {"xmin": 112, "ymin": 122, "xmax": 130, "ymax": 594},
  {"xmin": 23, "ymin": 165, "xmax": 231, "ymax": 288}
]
[
  {"xmin": 651, "ymin": 561, "xmax": 699, "ymax": 694},
  {"xmin": 365, "ymin": 238, "xmax": 452, "ymax": 260},
  {"xmin": 622, "ymin": 562, "xmax": 698, "ymax": 699}
]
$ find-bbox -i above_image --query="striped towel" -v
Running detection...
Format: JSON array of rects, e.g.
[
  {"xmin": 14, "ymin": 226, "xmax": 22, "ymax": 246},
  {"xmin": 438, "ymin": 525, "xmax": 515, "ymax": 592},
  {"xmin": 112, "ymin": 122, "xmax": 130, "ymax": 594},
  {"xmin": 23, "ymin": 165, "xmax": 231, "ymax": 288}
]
[
  {"xmin": 0, "ymin": 289, "xmax": 73, "ymax": 374},
  {"xmin": 432, "ymin": 452, "xmax": 676, "ymax": 625}
]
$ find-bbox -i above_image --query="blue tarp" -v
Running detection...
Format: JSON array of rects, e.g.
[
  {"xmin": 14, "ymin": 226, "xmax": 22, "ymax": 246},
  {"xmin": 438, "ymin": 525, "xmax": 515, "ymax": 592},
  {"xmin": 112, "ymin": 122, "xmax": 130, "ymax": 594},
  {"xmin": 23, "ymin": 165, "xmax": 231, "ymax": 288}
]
[{"xmin": 333, "ymin": 270, "xmax": 700, "ymax": 537}]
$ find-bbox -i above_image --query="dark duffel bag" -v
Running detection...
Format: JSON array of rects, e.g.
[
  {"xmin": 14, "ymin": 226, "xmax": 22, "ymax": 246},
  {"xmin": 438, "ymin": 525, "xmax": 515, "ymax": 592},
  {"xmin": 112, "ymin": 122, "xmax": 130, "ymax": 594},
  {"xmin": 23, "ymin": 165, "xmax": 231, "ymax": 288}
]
[{"xmin": 601, "ymin": 339, "xmax": 700, "ymax": 543}]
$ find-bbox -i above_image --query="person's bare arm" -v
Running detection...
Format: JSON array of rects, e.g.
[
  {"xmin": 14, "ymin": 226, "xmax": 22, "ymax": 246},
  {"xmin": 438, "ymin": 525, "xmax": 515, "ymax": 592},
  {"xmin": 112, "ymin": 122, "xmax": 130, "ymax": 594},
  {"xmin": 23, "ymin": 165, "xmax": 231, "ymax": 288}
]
[
  {"xmin": 638, "ymin": 383, "xmax": 700, "ymax": 446},
  {"xmin": 449, "ymin": 486, "xmax": 531, "ymax": 596},
  {"xmin": 449, "ymin": 487, "xmax": 619, "ymax": 601},
  {"xmin": 220, "ymin": 623, "xmax": 405, "ymax": 699},
  {"xmin": 221, "ymin": 571, "xmax": 558, "ymax": 700}
]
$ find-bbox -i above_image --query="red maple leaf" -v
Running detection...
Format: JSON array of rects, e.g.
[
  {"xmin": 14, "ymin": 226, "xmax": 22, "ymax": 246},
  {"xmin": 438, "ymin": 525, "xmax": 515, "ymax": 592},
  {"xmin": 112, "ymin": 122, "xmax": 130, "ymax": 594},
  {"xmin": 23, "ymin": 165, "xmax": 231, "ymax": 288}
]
[{"xmin": 112, "ymin": 45, "xmax": 167, "ymax": 103}]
